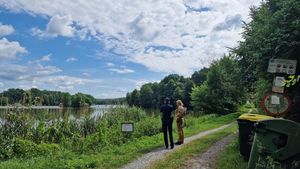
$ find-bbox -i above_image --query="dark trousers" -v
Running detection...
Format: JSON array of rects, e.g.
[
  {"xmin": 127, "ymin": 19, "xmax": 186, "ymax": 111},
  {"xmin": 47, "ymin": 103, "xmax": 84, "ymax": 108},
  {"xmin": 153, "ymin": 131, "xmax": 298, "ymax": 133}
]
[{"xmin": 162, "ymin": 118, "xmax": 174, "ymax": 148}]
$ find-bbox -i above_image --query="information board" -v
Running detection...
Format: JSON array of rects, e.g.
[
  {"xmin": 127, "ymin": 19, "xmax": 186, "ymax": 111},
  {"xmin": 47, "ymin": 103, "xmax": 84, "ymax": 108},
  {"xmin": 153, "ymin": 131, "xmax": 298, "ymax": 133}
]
[
  {"xmin": 121, "ymin": 122, "xmax": 134, "ymax": 132},
  {"xmin": 267, "ymin": 59, "xmax": 297, "ymax": 75}
]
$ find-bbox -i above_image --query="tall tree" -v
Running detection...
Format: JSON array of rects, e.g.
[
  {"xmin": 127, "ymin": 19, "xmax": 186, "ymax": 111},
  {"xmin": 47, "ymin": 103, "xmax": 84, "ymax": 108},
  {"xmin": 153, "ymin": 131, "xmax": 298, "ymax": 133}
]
[{"xmin": 140, "ymin": 84, "xmax": 154, "ymax": 109}]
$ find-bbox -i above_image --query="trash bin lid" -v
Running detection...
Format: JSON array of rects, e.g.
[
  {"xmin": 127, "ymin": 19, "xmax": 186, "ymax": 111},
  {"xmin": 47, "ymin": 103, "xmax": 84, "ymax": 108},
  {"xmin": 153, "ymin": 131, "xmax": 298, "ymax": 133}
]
[{"xmin": 238, "ymin": 113, "xmax": 274, "ymax": 122}]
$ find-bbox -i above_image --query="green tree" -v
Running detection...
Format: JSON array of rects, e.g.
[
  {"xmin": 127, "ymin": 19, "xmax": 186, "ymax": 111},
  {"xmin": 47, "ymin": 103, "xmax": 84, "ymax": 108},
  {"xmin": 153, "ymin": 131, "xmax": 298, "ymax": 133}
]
[
  {"xmin": 0, "ymin": 96, "xmax": 8, "ymax": 106},
  {"xmin": 233, "ymin": 0, "xmax": 300, "ymax": 120},
  {"xmin": 22, "ymin": 90, "xmax": 32, "ymax": 106},
  {"xmin": 191, "ymin": 56, "xmax": 245, "ymax": 114},
  {"xmin": 140, "ymin": 84, "xmax": 154, "ymax": 109},
  {"xmin": 62, "ymin": 93, "xmax": 72, "ymax": 107},
  {"xmin": 191, "ymin": 67, "xmax": 209, "ymax": 86}
]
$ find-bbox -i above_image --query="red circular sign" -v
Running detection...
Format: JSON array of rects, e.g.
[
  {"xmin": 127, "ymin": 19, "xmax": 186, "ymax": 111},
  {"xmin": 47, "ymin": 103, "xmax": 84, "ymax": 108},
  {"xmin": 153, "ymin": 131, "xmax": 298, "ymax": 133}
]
[{"xmin": 261, "ymin": 92, "xmax": 292, "ymax": 117}]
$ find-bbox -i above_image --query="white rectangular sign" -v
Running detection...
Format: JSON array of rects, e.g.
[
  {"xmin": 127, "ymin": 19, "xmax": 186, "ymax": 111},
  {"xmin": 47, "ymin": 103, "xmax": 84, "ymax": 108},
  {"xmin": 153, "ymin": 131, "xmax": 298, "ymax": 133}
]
[
  {"xmin": 274, "ymin": 76, "xmax": 285, "ymax": 87},
  {"xmin": 271, "ymin": 95, "xmax": 280, "ymax": 105},
  {"xmin": 122, "ymin": 123, "xmax": 134, "ymax": 132},
  {"xmin": 268, "ymin": 59, "xmax": 297, "ymax": 75}
]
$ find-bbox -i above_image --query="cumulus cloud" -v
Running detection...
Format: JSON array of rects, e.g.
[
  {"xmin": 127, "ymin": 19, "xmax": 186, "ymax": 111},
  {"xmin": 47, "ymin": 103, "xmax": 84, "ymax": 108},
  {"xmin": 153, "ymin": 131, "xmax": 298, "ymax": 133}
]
[
  {"xmin": 31, "ymin": 75, "xmax": 96, "ymax": 91},
  {"xmin": 0, "ymin": 38, "xmax": 27, "ymax": 60},
  {"xmin": 0, "ymin": 64, "xmax": 28, "ymax": 80},
  {"xmin": 0, "ymin": 0, "xmax": 261, "ymax": 76},
  {"xmin": 32, "ymin": 15, "xmax": 75, "ymax": 38},
  {"xmin": 35, "ymin": 64, "xmax": 62, "ymax": 75},
  {"xmin": 0, "ymin": 22, "xmax": 14, "ymax": 36},
  {"xmin": 0, "ymin": 62, "xmax": 98, "ymax": 92}
]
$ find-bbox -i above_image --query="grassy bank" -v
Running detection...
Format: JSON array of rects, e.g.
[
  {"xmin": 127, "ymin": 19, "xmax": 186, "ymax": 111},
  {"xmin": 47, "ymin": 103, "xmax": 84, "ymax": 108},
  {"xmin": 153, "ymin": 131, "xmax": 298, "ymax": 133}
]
[
  {"xmin": 214, "ymin": 137, "xmax": 248, "ymax": 169},
  {"xmin": 148, "ymin": 124, "xmax": 237, "ymax": 169},
  {"xmin": 0, "ymin": 107, "xmax": 243, "ymax": 169}
]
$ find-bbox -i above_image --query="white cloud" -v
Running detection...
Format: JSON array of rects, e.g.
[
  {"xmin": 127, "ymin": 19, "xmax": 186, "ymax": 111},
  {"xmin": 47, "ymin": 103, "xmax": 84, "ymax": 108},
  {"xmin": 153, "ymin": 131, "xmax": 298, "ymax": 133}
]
[
  {"xmin": 66, "ymin": 57, "xmax": 78, "ymax": 62},
  {"xmin": 0, "ymin": 38, "xmax": 27, "ymax": 60},
  {"xmin": 0, "ymin": 22, "xmax": 14, "ymax": 36},
  {"xmin": 35, "ymin": 64, "xmax": 62, "ymax": 75},
  {"xmin": 82, "ymin": 72, "xmax": 90, "ymax": 77},
  {"xmin": 106, "ymin": 62, "xmax": 115, "ymax": 67},
  {"xmin": 41, "ymin": 53, "xmax": 51, "ymax": 61},
  {"xmin": 0, "ymin": 82, "xmax": 4, "ymax": 87},
  {"xmin": 0, "ymin": 62, "xmax": 99, "ymax": 92},
  {"xmin": 32, "ymin": 15, "xmax": 75, "ymax": 38},
  {"xmin": 0, "ymin": 0, "xmax": 261, "ymax": 76},
  {"xmin": 31, "ymin": 75, "xmax": 96, "ymax": 91},
  {"xmin": 109, "ymin": 67, "xmax": 134, "ymax": 74}
]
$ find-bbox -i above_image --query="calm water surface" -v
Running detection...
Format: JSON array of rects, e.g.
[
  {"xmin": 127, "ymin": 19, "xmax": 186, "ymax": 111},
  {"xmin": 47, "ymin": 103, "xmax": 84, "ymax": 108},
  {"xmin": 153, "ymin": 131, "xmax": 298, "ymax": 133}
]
[{"xmin": 0, "ymin": 105, "xmax": 121, "ymax": 124}]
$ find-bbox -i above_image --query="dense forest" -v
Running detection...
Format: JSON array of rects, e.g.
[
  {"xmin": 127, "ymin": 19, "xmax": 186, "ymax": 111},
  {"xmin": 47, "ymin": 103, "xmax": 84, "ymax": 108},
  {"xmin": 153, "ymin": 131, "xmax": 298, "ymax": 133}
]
[
  {"xmin": 126, "ymin": 0, "xmax": 300, "ymax": 119},
  {"xmin": 95, "ymin": 98, "xmax": 126, "ymax": 105},
  {"xmin": 0, "ymin": 88, "xmax": 96, "ymax": 107}
]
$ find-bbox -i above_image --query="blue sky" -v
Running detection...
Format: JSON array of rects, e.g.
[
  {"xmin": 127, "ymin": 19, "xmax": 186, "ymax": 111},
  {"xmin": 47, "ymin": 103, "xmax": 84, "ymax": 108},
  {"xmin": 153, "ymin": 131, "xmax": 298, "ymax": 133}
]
[{"xmin": 0, "ymin": 0, "xmax": 260, "ymax": 98}]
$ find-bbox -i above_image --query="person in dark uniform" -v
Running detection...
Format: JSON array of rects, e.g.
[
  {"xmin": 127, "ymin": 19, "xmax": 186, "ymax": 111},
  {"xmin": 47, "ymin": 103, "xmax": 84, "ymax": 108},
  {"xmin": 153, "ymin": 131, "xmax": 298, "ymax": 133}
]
[{"xmin": 160, "ymin": 97, "xmax": 174, "ymax": 149}]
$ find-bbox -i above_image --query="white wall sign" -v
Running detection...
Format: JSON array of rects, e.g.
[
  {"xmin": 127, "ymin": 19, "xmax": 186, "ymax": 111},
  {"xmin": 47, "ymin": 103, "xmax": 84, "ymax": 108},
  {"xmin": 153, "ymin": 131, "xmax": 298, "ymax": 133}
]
[{"xmin": 268, "ymin": 59, "xmax": 297, "ymax": 75}]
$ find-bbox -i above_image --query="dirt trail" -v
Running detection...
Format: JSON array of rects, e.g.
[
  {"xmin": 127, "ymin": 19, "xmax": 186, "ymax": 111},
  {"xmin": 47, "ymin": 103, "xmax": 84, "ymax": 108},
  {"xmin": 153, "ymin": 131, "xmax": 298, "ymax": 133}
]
[
  {"xmin": 121, "ymin": 124, "xmax": 233, "ymax": 169},
  {"xmin": 183, "ymin": 134, "xmax": 235, "ymax": 169}
]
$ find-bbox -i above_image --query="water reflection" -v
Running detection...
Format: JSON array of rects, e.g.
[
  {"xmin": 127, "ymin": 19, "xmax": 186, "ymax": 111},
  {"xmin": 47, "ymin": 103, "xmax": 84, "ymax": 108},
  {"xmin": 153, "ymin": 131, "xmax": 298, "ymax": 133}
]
[{"xmin": 0, "ymin": 105, "xmax": 118, "ymax": 123}]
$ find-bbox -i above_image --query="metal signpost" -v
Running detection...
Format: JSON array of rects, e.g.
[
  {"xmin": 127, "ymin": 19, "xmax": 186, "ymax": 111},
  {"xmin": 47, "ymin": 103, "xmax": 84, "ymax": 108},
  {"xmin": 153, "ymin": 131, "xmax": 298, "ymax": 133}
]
[
  {"xmin": 261, "ymin": 59, "xmax": 297, "ymax": 116},
  {"xmin": 261, "ymin": 92, "xmax": 292, "ymax": 117}
]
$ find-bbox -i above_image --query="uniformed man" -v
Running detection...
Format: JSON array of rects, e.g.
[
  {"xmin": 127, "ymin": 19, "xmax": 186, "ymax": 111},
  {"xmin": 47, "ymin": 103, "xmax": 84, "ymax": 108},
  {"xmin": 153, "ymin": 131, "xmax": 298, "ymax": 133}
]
[{"xmin": 160, "ymin": 97, "xmax": 174, "ymax": 149}]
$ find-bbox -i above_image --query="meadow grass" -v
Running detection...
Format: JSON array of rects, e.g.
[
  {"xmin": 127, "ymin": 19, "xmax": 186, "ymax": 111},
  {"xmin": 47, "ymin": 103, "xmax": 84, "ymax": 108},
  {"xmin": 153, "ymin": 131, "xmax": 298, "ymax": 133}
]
[
  {"xmin": 0, "ymin": 111, "xmax": 242, "ymax": 169},
  {"xmin": 214, "ymin": 136, "xmax": 248, "ymax": 169}
]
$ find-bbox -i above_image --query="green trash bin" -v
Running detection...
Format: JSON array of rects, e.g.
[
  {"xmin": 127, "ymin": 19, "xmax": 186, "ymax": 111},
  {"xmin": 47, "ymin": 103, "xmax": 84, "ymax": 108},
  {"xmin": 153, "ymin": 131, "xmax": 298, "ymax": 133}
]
[
  {"xmin": 248, "ymin": 119, "xmax": 300, "ymax": 169},
  {"xmin": 237, "ymin": 114, "xmax": 274, "ymax": 159}
]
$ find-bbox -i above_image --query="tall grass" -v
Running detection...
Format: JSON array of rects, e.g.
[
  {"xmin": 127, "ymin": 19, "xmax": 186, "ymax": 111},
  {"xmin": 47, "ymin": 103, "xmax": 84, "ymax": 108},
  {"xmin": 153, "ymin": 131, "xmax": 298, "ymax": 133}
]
[
  {"xmin": 0, "ymin": 106, "xmax": 242, "ymax": 169},
  {"xmin": 214, "ymin": 137, "xmax": 248, "ymax": 169}
]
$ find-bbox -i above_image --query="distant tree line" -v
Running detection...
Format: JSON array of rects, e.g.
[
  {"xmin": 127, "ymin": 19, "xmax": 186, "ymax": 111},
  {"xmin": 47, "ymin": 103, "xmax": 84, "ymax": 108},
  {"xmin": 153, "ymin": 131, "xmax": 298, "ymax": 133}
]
[
  {"xmin": 126, "ymin": 57, "xmax": 245, "ymax": 115},
  {"xmin": 0, "ymin": 88, "xmax": 96, "ymax": 107},
  {"xmin": 95, "ymin": 98, "xmax": 126, "ymax": 105},
  {"xmin": 127, "ymin": 0, "xmax": 300, "ymax": 118}
]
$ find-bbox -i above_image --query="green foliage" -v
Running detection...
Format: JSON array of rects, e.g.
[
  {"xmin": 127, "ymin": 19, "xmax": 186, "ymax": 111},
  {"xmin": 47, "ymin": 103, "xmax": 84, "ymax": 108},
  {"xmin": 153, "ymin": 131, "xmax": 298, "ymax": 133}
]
[
  {"xmin": 0, "ymin": 96, "xmax": 9, "ymax": 106},
  {"xmin": 134, "ymin": 116, "xmax": 161, "ymax": 137},
  {"xmin": 253, "ymin": 78, "xmax": 272, "ymax": 112},
  {"xmin": 0, "ymin": 106, "xmax": 160, "ymax": 160},
  {"xmin": 126, "ymin": 74, "xmax": 194, "ymax": 109},
  {"xmin": 191, "ymin": 57, "xmax": 246, "ymax": 114},
  {"xmin": 191, "ymin": 67, "xmax": 210, "ymax": 86},
  {"xmin": 0, "ymin": 88, "xmax": 96, "ymax": 107},
  {"xmin": 95, "ymin": 97, "xmax": 126, "ymax": 105},
  {"xmin": 140, "ymin": 84, "xmax": 154, "ymax": 108},
  {"xmin": 283, "ymin": 75, "xmax": 300, "ymax": 87},
  {"xmin": 233, "ymin": 0, "xmax": 300, "ymax": 114},
  {"xmin": 0, "ymin": 111, "xmax": 239, "ymax": 169}
]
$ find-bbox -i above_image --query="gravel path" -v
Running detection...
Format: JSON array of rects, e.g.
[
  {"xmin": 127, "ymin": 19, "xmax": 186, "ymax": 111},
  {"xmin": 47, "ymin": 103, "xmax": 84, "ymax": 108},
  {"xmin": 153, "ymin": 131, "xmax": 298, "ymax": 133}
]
[
  {"xmin": 121, "ymin": 124, "xmax": 233, "ymax": 169},
  {"xmin": 184, "ymin": 134, "xmax": 236, "ymax": 169}
]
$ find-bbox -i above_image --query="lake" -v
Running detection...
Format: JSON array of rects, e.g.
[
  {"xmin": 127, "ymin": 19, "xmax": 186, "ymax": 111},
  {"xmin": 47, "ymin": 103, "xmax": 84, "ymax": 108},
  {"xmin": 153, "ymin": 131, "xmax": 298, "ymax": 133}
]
[{"xmin": 0, "ymin": 105, "xmax": 121, "ymax": 125}]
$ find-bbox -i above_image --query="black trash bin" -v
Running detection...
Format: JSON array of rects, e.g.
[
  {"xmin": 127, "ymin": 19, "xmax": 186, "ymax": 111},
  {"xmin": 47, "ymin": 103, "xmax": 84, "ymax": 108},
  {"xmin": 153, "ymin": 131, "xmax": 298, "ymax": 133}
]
[{"xmin": 237, "ymin": 114, "xmax": 273, "ymax": 159}]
